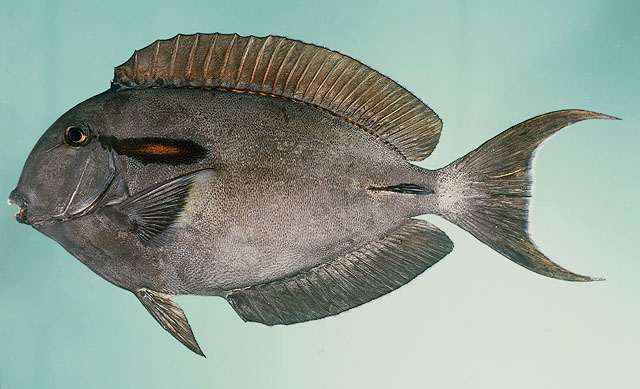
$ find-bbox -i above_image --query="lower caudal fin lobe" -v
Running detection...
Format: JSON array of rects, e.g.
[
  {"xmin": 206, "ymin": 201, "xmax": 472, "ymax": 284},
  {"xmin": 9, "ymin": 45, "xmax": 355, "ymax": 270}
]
[{"xmin": 435, "ymin": 110, "xmax": 618, "ymax": 281}]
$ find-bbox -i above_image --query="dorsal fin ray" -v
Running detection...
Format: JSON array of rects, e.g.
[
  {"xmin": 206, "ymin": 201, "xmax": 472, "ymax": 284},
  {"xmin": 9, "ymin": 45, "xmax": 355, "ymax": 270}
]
[{"xmin": 113, "ymin": 33, "xmax": 442, "ymax": 161}]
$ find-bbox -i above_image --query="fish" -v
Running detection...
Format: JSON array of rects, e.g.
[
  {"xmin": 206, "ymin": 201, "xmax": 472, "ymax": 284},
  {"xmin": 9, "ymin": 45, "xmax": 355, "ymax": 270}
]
[{"xmin": 8, "ymin": 33, "xmax": 619, "ymax": 356}]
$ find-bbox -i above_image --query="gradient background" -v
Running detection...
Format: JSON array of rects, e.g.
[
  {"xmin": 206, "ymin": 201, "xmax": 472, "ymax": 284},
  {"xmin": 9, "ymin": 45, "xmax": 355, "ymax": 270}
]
[{"xmin": 1, "ymin": 1, "xmax": 638, "ymax": 388}]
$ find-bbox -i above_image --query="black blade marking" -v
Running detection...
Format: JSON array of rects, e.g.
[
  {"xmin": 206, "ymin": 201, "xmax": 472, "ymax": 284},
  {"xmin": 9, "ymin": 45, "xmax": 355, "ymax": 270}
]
[
  {"xmin": 368, "ymin": 183, "xmax": 434, "ymax": 195},
  {"xmin": 99, "ymin": 136, "xmax": 209, "ymax": 165}
]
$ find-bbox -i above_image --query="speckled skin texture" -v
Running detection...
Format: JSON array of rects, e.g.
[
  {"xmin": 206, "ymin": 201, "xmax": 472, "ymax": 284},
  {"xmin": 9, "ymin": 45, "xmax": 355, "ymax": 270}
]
[{"xmin": 18, "ymin": 88, "xmax": 440, "ymax": 296}]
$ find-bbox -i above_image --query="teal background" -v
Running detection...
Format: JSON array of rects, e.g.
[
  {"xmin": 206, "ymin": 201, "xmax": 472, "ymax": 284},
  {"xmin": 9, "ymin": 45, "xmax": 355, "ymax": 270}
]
[{"xmin": 1, "ymin": 0, "xmax": 638, "ymax": 388}]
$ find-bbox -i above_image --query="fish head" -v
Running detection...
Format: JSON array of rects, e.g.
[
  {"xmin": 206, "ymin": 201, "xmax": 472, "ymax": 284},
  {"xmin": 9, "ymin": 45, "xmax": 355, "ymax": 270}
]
[{"xmin": 9, "ymin": 97, "xmax": 119, "ymax": 228}]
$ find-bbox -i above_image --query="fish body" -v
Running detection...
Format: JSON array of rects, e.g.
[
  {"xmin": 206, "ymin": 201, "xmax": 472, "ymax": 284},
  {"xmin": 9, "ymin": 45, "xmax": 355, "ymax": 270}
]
[
  {"xmin": 9, "ymin": 33, "xmax": 617, "ymax": 356},
  {"xmin": 34, "ymin": 87, "xmax": 433, "ymax": 294}
]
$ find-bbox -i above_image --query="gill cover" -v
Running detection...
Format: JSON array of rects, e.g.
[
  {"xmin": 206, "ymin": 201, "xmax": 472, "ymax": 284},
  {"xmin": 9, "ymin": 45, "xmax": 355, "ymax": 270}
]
[{"xmin": 13, "ymin": 122, "xmax": 117, "ymax": 224}]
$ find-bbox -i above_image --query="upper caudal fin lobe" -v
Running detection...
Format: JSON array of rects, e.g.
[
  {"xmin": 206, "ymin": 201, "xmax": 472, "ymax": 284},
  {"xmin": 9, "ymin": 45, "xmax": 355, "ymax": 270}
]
[{"xmin": 435, "ymin": 110, "xmax": 619, "ymax": 281}]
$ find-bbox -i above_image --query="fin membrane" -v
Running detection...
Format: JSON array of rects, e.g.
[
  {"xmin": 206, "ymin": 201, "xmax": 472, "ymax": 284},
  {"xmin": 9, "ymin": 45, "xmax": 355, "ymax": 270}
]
[
  {"xmin": 437, "ymin": 110, "xmax": 618, "ymax": 281},
  {"xmin": 226, "ymin": 218, "xmax": 453, "ymax": 325},
  {"xmin": 115, "ymin": 169, "xmax": 215, "ymax": 245},
  {"xmin": 135, "ymin": 288, "xmax": 204, "ymax": 356},
  {"xmin": 113, "ymin": 33, "xmax": 442, "ymax": 161}
]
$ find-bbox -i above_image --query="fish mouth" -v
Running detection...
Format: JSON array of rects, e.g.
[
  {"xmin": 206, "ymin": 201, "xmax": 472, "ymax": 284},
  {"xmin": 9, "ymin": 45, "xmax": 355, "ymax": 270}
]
[{"xmin": 8, "ymin": 189, "xmax": 30, "ymax": 224}]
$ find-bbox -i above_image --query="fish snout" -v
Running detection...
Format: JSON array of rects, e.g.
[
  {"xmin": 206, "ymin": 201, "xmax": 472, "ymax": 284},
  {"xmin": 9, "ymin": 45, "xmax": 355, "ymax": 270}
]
[{"xmin": 8, "ymin": 189, "xmax": 30, "ymax": 225}]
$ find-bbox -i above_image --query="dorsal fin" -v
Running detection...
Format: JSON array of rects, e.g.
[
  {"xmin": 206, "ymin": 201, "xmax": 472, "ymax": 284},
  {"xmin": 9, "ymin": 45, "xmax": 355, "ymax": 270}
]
[{"xmin": 113, "ymin": 33, "xmax": 442, "ymax": 161}]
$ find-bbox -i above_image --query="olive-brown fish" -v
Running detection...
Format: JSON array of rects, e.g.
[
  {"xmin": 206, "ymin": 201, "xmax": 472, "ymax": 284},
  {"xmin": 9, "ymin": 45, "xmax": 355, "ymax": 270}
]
[{"xmin": 8, "ymin": 33, "xmax": 618, "ymax": 356}]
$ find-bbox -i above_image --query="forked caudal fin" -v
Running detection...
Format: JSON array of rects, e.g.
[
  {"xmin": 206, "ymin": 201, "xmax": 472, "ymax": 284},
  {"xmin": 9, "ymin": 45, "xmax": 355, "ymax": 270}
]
[{"xmin": 434, "ymin": 110, "xmax": 619, "ymax": 281}]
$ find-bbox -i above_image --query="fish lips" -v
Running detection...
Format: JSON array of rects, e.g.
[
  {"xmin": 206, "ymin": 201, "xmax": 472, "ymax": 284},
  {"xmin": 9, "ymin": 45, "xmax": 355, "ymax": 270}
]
[
  {"xmin": 8, "ymin": 188, "xmax": 54, "ymax": 226},
  {"xmin": 8, "ymin": 189, "xmax": 30, "ymax": 225}
]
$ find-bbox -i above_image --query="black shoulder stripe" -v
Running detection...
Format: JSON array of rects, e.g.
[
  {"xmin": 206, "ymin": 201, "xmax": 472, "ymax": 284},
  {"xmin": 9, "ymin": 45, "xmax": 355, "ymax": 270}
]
[{"xmin": 99, "ymin": 136, "xmax": 209, "ymax": 165}]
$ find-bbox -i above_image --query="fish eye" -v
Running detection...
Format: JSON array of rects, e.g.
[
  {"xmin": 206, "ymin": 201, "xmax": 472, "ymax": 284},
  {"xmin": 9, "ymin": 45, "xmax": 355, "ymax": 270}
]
[{"xmin": 65, "ymin": 126, "xmax": 89, "ymax": 147}]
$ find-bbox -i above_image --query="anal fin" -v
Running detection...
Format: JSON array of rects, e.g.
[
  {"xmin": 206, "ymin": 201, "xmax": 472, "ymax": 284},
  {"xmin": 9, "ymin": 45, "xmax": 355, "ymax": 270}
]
[
  {"xmin": 135, "ymin": 288, "xmax": 205, "ymax": 356},
  {"xmin": 226, "ymin": 218, "xmax": 454, "ymax": 325}
]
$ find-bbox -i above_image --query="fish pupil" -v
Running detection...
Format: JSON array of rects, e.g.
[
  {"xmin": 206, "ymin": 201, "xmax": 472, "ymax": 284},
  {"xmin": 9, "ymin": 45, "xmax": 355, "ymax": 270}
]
[
  {"xmin": 65, "ymin": 126, "xmax": 87, "ymax": 146},
  {"xmin": 69, "ymin": 128, "xmax": 83, "ymax": 142}
]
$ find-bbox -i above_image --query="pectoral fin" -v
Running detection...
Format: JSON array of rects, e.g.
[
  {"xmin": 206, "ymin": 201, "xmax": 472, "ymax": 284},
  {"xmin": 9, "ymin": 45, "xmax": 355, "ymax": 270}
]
[
  {"xmin": 135, "ymin": 288, "xmax": 205, "ymax": 357},
  {"xmin": 110, "ymin": 169, "xmax": 216, "ymax": 246}
]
